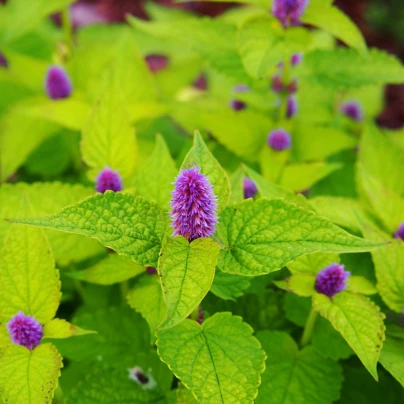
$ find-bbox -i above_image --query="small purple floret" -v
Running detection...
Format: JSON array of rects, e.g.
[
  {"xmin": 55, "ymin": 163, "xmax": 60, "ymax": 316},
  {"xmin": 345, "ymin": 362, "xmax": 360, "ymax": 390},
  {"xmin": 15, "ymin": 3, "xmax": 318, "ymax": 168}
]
[
  {"xmin": 233, "ymin": 84, "xmax": 250, "ymax": 93},
  {"xmin": 95, "ymin": 167, "xmax": 123, "ymax": 193},
  {"xmin": 243, "ymin": 177, "xmax": 257, "ymax": 199},
  {"xmin": 288, "ymin": 78, "xmax": 298, "ymax": 94},
  {"xmin": 146, "ymin": 266, "xmax": 157, "ymax": 275},
  {"xmin": 291, "ymin": 52, "xmax": 303, "ymax": 66},
  {"xmin": 272, "ymin": 75, "xmax": 284, "ymax": 93},
  {"xmin": 0, "ymin": 52, "xmax": 8, "ymax": 68},
  {"xmin": 230, "ymin": 99, "xmax": 246, "ymax": 111},
  {"xmin": 45, "ymin": 65, "xmax": 72, "ymax": 100},
  {"xmin": 170, "ymin": 167, "xmax": 217, "ymax": 241},
  {"xmin": 6, "ymin": 311, "xmax": 43, "ymax": 350},
  {"xmin": 145, "ymin": 54, "xmax": 169, "ymax": 74},
  {"xmin": 287, "ymin": 96, "xmax": 298, "ymax": 118},
  {"xmin": 394, "ymin": 222, "xmax": 404, "ymax": 240},
  {"xmin": 315, "ymin": 263, "xmax": 350, "ymax": 297},
  {"xmin": 272, "ymin": 0, "xmax": 309, "ymax": 27},
  {"xmin": 268, "ymin": 129, "xmax": 292, "ymax": 151},
  {"xmin": 340, "ymin": 100, "xmax": 364, "ymax": 122}
]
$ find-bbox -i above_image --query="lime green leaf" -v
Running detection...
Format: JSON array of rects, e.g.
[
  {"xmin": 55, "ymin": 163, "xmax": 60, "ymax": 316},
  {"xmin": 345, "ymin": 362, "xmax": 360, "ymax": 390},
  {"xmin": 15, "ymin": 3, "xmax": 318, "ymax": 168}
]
[
  {"xmin": 43, "ymin": 318, "xmax": 95, "ymax": 339},
  {"xmin": 313, "ymin": 292, "xmax": 385, "ymax": 379},
  {"xmin": 288, "ymin": 252, "xmax": 340, "ymax": 275},
  {"xmin": 211, "ymin": 270, "xmax": 251, "ymax": 300},
  {"xmin": 256, "ymin": 331, "xmax": 343, "ymax": 404},
  {"xmin": 182, "ymin": 132, "xmax": 230, "ymax": 210},
  {"xmin": 379, "ymin": 337, "xmax": 404, "ymax": 387},
  {"xmin": 68, "ymin": 254, "xmax": 144, "ymax": 285},
  {"xmin": 157, "ymin": 313, "xmax": 266, "ymax": 404},
  {"xmin": 229, "ymin": 167, "xmax": 244, "ymax": 204},
  {"xmin": 0, "ymin": 223, "xmax": 60, "ymax": 324},
  {"xmin": 81, "ymin": 75, "xmax": 137, "ymax": 180},
  {"xmin": 274, "ymin": 274, "xmax": 315, "ymax": 297},
  {"xmin": 0, "ymin": 182, "xmax": 105, "ymax": 266},
  {"xmin": 216, "ymin": 198, "xmax": 382, "ymax": 276},
  {"xmin": 0, "ymin": 344, "xmax": 62, "ymax": 404},
  {"xmin": 9, "ymin": 193, "xmax": 169, "ymax": 267},
  {"xmin": 238, "ymin": 16, "xmax": 311, "ymax": 78},
  {"xmin": 135, "ymin": 135, "xmax": 177, "ymax": 209},
  {"xmin": 127, "ymin": 274, "xmax": 166, "ymax": 340},
  {"xmin": 347, "ymin": 276, "xmax": 377, "ymax": 295},
  {"xmin": 176, "ymin": 382, "xmax": 198, "ymax": 404},
  {"xmin": 302, "ymin": 1, "xmax": 366, "ymax": 52},
  {"xmin": 158, "ymin": 237, "xmax": 220, "ymax": 329}
]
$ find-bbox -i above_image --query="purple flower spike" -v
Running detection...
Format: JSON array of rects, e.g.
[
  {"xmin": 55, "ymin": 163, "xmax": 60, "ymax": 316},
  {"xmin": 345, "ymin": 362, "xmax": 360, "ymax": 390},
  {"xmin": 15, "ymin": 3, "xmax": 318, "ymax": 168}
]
[
  {"xmin": 272, "ymin": 75, "xmax": 284, "ymax": 93},
  {"xmin": 291, "ymin": 52, "xmax": 303, "ymax": 66},
  {"xmin": 268, "ymin": 129, "xmax": 292, "ymax": 151},
  {"xmin": 233, "ymin": 84, "xmax": 250, "ymax": 93},
  {"xmin": 340, "ymin": 100, "xmax": 364, "ymax": 122},
  {"xmin": 272, "ymin": 0, "xmax": 309, "ymax": 27},
  {"xmin": 315, "ymin": 263, "xmax": 351, "ymax": 297},
  {"xmin": 145, "ymin": 54, "xmax": 169, "ymax": 74},
  {"xmin": 287, "ymin": 96, "xmax": 298, "ymax": 118},
  {"xmin": 243, "ymin": 177, "xmax": 257, "ymax": 199},
  {"xmin": 95, "ymin": 167, "xmax": 123, "ymax": 193},
  {"xmin": 394, "ymin": 222, "xmax": 404, "ymax": 240},
  {"xmin": 170, "ymin": 167, "xmax": 217, "ymax": 241},
  {"xmin": 7, "ymin": 311, "xmax": 43, "ymax": 350},
  {"xmin": 45, "ymin": 65, "xmax": 72, "ymax": 100},
  {"xmin": 230, "ymin": 99, "xmax": 246, "ymax": 111},
  {"xmin": 0, "ymin": 52, "xmax": 8, "ymax": 68}
]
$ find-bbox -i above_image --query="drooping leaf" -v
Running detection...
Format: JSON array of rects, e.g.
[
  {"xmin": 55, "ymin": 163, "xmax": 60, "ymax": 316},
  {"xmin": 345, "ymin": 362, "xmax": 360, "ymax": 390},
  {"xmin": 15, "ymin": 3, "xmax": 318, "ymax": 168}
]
[
  {"xmin": 216, "ymin": 198, "xmax": 383, "ymax": 276},
  {"xmin": 157, "ymin": 312, "xmax": 266, "ymax": 404},
  {"xmin": 158, "ymin": 236, "xmax": 220, "ymax": 329},
  {"xmin": 9, "ymin": 193, "xmax": 169, "ymax": 267},
  {"xmin": 43, "ymin": 319, "xmax": 95, "ymax": 339}
]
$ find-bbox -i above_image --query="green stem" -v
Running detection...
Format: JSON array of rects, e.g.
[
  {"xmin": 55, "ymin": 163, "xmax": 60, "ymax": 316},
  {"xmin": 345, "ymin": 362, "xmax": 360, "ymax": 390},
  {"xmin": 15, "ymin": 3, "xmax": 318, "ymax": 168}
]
[
  {"xmin": 120, "ymin": 280, "xmax": 129, "ymax": 303},
  {"xmin": 300, "ymin": 307, "xmax": 318, "ymax": 347},
  {"xmin": 278, "ymin": 57, "xmax": 291, "ymax": 123},
  {"xmin": 61, "ymin": 6, "xmax": 73, "ymax": 53},
  {"xmin": 73, "ymin": 279, "xmax": 86, "ymax": 302}
]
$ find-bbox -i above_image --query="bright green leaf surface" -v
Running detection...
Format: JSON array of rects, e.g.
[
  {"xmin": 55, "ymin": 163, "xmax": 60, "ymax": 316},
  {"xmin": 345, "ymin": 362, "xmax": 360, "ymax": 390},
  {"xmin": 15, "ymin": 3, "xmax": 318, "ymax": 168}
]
[
  {"xmin": 43, "ymin": 318, "xmax": 95, "ymax": 339},
  {"xmin": 379, "ymin": 337, "xmax": 404, "ymax": 387},
  {"xmin": 288, "ymin": 252, "xmax": 340, "ymax": 275},
  {"xmin": 274, "ymin": 274, "xmax": 316, "ymax": 297},
  {"xmin": 157, "ymin": 312, "xmax": 266, "ymax": 404},
  {"xmin": 158, "ymin": 237, "xmax": 220, "ymax": 329},
  {"xmin": 347, "ymin": 276, "xmax": 377, "ymax": 295}
]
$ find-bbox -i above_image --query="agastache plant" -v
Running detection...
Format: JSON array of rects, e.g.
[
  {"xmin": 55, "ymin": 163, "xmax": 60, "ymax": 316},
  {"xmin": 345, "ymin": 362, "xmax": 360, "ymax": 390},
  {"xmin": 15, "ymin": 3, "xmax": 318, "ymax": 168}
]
[
  {"xmin": 267, "ymin": 129, "xmax": 292, "ymax": 151},
  {"xmin": 315, "ymin": 263, "xmax": 351, "ymax": 297},
  {"xmin": 170, "ymin": 167, "xmax": 217, "ymax": 241},
  {"xmin": 6, "ymin": 312, "xmax": 43, "ymax": 350},
  {"xmin": 95, "ymin": 167, "xmax": 123, "ymax": 193},
  {"xmin": 243, "ymin": 177, "xmax": 258, "ymax": 199},
  {"xmin": 45, "ymin": 65, "xmax": 73, "ymax": 100},
  {"xmin": 272, "ymin": 0, "xmax": 309, "ymax": 27},
  {"xmin": 340, "ymin": 100, "xmax": 364, "ymax": 122}
]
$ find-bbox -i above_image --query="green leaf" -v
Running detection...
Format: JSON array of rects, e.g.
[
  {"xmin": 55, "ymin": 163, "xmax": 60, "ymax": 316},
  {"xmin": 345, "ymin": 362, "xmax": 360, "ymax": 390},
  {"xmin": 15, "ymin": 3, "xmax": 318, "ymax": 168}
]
[
  {"xmin": 288, "ymin": 252, "xmax": 340, "ymax": 275},
  {"xmin": 274, "ymin": 274, "xmax": 316, "ymax": 297},
  {"xmin": 182, "ymin": 132, "xmax": 230, "ymax": 211},
  {"xmin": 158, "ymin": 237, "xmax": 220, "ymax": 329},
  {"xmin": 135, "ymin": 135, "xmax": 177, "ymax": 209},
  {"xmin": 302, "ymin": 1, "xmax": 366, "ymax": 52},
  {"xmin": 68, "ymin": 254, "xmax": 145, "ymax": 285},
  {"xmin": 43, "ymin": 319, "xmax": 95, "ymax": 339},
  {"xmin": 210, "ymin": 270, "xmax": 251, "ymax": 300},
  {"xmin": 229, "ymin": 167, "xmax": 244, "ymax": 204},
  {"xmin": 379, "ymin": 337, "xmax": 404, "ymax": 387},
  {"xmin": 0, "ymin": 223, "xmax": 60, "ymax": 323},
  {"xmin": 10, "ymin": 193, "xmax": 169, "ymax": 267},
  {"xmin": 216, "ymin": 198, "xmax": 383, "ymax": 276},
  {"xmin": 157, "ymin": 312, "xmax": 266, "ymax": 404},
  {"xmin": 347, "ymin": 276, "xmax": 377, "ymax": 295},
  {"xmin": 256, "ymin": 331, "xmax": 343, "ymax": 404},
  {"xmin": 0, "ymin": 344, "xmax": 62, "ymax": 404},
  {"xmin": 127, "ymin": 274, "xmax": 166, "ymax": 340},
  {"xmin": 176, "ymin": 382, "xmax": 198, "ymax": 404},
  {"xmin": 313, "ymin": 291, "xmax": 385, "ymax": 380},
  {"xmin": 81, "ymin": 74, "xmax": 137, "ymax": 180},
  {"xmin": 238, "ymin": 16, "xmax": 311, "ymax": 78}
]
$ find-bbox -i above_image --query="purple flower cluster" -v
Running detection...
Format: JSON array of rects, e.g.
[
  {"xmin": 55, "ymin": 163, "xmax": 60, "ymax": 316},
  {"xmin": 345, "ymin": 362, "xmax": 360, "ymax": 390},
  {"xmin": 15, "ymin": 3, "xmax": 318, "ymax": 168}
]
[
  {"xmin": 45, "ymin": 65, "xmax": 73, "ymax": 100},
  {"xmin": 243, "ymin": 177, "xmax": 258, "ymax": 199},
  {"xmin": 291, "ymin": 52, "xmax": 303, "ymax": 66},
  {"xmin": 170, "ymin": 167, "xmax": 217, "ymax": 241},
  {"xmin": 230, "ymin": 99, "xmax": 246, "ymax": 111},
  {"xmin": 394, "ymin": 222, "xmax": 404, "ymax": 240},
  {"xmin": 268, "ymin": 129, "xmax": 292, "ymax": 151},
  {"xmin": 6, "ymin": 311, "xmax": 43, "ymax": 350},
  {"xmin": 95, "ymin": 167, "xmax": 123, "ymax": 193},
  {"xmin": 315, "ymin": 263, "xmax": 351, "ymax": 297},
  {"xmin": 145, "ymin": 54, "xmax": 169, "ymax": 74},
  {"xmin": 340, "ymin": 100, "xmax": 364, "ymax": 122},
  {"xmin": 0, "ymin": 52, "xmax": 8, "ymax": 68},
  {"xmin": 287, "ymin": 96, "xmax": 298, "ymax": 118},
  {"xmin": 272, "ymin": 0, "xmax": 309, "ymax": 27}
]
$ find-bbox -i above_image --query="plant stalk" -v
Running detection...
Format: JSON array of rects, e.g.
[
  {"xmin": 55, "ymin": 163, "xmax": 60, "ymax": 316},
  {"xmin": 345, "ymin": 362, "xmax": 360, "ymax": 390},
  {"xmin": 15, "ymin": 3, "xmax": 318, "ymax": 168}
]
[
  {"xmin": 61, "ymin": 6, "xmax": 73, "ymax": 53},
  {"xmin": 300, "ymin": 307, "xmax": 318, "ymax": 347},
  {"xmin": 120, "ymin": 280, "xmax": 129, "ymax": 302}
]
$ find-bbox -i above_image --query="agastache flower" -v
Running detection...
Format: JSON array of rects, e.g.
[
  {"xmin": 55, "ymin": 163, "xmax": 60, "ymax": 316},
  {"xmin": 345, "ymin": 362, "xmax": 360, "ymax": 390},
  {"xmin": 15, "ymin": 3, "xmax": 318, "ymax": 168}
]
[
  {"xmin": 230, "ymin": 99, "xmax": 246, "ymax": 111},
  {"xmin": 7, "ymin": 311, "xmax": 43, "ymax": 350},
  {"xmin": 272, "ymin": 75, "xmax": 284, "ymax": 93},
  {"xmin": 170, "ymin": 167, "xmax": 217, "ymax": 241},
  {"xmin": 272, "ymin": 0, "xmax": 309, "ymax": 27},
  {"xmin": 287, "ymin": 96, "xmax": 298, "ymax": 118},
  {"xmin": 0, "ymin": 52, "xmax": 8, "ymax": 68},
  {"xmin": 268, "ymin": 129, "xmax": 292, "ymax": 151},
  {"xmin": 288, "ymin": 78, "xmax": 298, "ymax": 94},
  {"xmin": 394, "ymin": 222, "xmax": 404, "ymax": 240},
  {"xmin": 315, "ymin": 263, "xmax": 350, "ymax": 297},
  {"xmin": 95, "ymin": 167, "xmax": 123, "ymax": 193},
  {"xmin": 340, "ymin": 100, "xmax": 364, "ymax": 122},
  {"xmin": 145, "ymin": 54, "xmax": 169, "ymax": 74},
  {"xmin": 146, "ymin": 266, "xmax": 157, "ymax": 275},
  {"xmin": 243, "ymin": 177, "xmax": 257, "ymax": 199},
  {"xmin": 291, "ymin": 52, "xmax": 303, "ymax": 66},
  {"xmin": 45, "ymin": 65, "xmax": 72, "ymax": 100},
  {"xmin": 128, "ymin": 366, "xmax": 156, "ymax": 390}
]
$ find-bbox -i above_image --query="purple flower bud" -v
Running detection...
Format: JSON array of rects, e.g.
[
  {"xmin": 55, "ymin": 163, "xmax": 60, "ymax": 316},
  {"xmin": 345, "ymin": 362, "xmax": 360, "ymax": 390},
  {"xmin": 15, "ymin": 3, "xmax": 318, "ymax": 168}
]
[
  {"xmin": 272, "ymin": 75, "xmax": 285, "ymax": 93},
  {"xmin": 145, "ymin": 54, "xmax": 169, "ymax": 74},
  {"xmin": 288, "ymin": 78, "xmax": 298, "ymax": 94},
  {"xmin": 95, "ymin": 167, "xmax": 123, "ymax": 193},
  {"xmin": 287, "ymin": 96, "xmax": 298, "ymax": 118},
  {"xmin": 340, "ymin": 100, "xmax": 364, "ymax": 122},
  {"xmin": 193, "ymin": 73, "xmax": 207, "ymax": 90},
  {"xmin": 146, "ymin": 266, "xmax": 157, "ymax": 275},
  {"xmin": 291, "ymin": 52, "xmax": 303, "ymax": 66},
  {"xmin": 45, "ymin": 65, "xmax": 72, "ymax": 100},
  {"xmin": 267, "ymin": 129, "xmax": 292, "ymax": 151},
  {"xmin": 0, "ymin": 51, "xmax": 8, "ymax": 68},
  {"xmin": 170, "ymin": 167, "xmax": 217, "ymax": 241},
  {"xmin": 272, "ymin": 0, "xmax": 309, "ymax": 27},
  {"xmin": 230, "ymin": 99, "xmax": 247, "ymax": 111},
  {"xmin": 315, "ymin": 263, "xmax": 350, "ymax": 297},
  {"xmin": 243, "ymin": 177, "xmax": 257, "ymax": 199},
  {"xmin": 128, "ymin": 366, "xmax": 156, "ymax": 390},
  {"xmin": 6, "ymin": 311, "xmax": 43, "ymax": 350},
  {"xmin": 233, "ymin": 84, "xmax": 250, "ymax": 93},
  {"xmin": 394, "ymin": 222, "xmax": 404, "ymax": 240}
]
